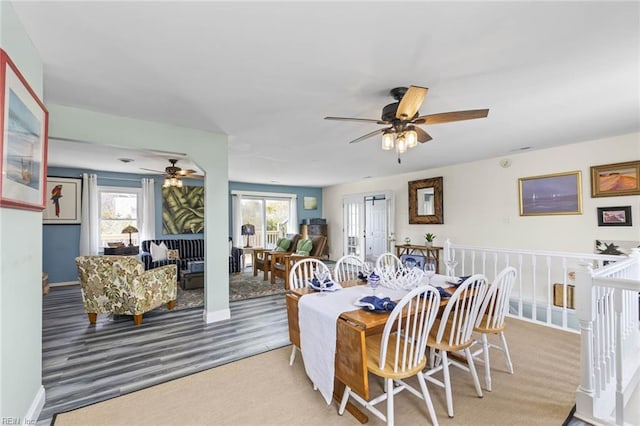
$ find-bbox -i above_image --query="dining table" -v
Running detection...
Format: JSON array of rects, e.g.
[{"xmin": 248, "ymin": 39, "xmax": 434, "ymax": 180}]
[{"xmin": 286, "ymin": 274, "xmax": 459, "ymax": 423}]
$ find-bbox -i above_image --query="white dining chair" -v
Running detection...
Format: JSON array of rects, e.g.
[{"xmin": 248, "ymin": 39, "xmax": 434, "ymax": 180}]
[
  {"xmin": 288, "ymin": 258, "xmax": 333, "ymax": 366},
  {"xmin": 375, "ymin": 252, "xmax": 402, "ymax": 272},
  {"xmin": 471, "ymin": 266, "xmax": 517, "ymax": 391},
  {"xmin": 333, "ymin": 254, "xmax": 366, "ymax": 282},
  {"xmin": 422, "ymin": 274, "xmax": 488, "ymax": 418},
  {"xmin": 339, "ymin": 285, "xmax": 441, "ymax": 426}
]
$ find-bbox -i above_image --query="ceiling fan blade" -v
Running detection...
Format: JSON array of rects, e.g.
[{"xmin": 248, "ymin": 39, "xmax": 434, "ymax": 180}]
[
  {"xmin": 414, "ymin": 127, "xmax": 433, "ymax": 143},
  {"xmin": 325, "ymin": 116, "xmax": 389, "ymax": 125},
  {"xmin": 396, "ymin": 86, "xmax": 428, "ymax": 120},
  {"xmin": 413, "ymin": 108, "xmax": 489, "ymax": 125},
  {"xmin": 140, "ymin": 167, "xmax": 165, "ymax": 174},
  {"xmin": 349, "ymin": 128, "xmax": 387, "ymax": 144}
]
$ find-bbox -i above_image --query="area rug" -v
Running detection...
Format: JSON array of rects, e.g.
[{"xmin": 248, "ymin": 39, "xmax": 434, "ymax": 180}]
[{"xmin": 150, "ymin": 270, "xmax": 288, "ymax": 313}]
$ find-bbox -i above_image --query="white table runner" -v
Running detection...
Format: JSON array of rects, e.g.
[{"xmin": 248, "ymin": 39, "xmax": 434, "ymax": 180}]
[{"xmin": 298, "ymin": 286, "xmax": 408, "ymax": 404}]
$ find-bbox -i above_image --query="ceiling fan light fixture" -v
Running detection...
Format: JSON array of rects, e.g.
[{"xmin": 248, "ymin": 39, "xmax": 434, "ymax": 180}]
[
  {"xmin": 396, "ymin": 134, "xmax": 408, "ymax": 154},
  {"xmin": 381, "ymin": 131, "xmax": 395, "ymax": 150},
  {"xmin": 163, "ymin": 176, "xmax": 183, "ymax": 188},
  {"xmin": 405, "ymin": 127, "xmax": 418, "ymax": 148}
]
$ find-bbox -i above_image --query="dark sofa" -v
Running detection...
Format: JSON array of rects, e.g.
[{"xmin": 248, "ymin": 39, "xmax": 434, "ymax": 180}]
[{"xmin": 140, "ymin": 238, "xmax": 242, "ymax": 277}]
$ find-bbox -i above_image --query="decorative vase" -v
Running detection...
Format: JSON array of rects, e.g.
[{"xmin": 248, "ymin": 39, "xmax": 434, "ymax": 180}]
[
  {"xmin": 425, "ymin": 241, "xmax": 433, "ymax": 247},
  {"xmin": 404, "ymin": 237, "xmax": 411, "ymax": 245}
]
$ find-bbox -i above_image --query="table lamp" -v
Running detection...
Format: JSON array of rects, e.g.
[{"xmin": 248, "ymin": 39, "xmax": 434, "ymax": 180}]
[
  {"xmin": 121, "ymin": 225, "xmax": 139, "ymax": 247},
  {"xmin": 241, "ymin": 224, "xmax": 255, "ymax": 248}
]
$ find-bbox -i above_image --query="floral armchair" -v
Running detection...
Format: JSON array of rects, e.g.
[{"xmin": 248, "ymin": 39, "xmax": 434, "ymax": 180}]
[{"xmin": 75, "ymin": 255, "xmax": 177, "ymax": 326}]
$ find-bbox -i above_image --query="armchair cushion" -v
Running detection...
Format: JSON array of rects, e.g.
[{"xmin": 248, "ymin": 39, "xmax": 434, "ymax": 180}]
[
  {"xmin": 295, "ymin": 239, "xmax": 313, "ymax": 256},
  {"xmin": 274, "ymin": 238, "xmax": 292, "ymax": 252}
]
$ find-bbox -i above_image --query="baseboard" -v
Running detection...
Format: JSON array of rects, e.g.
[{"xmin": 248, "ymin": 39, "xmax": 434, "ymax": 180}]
[
  {"xmin": 203, "ymin": 307, "xmax": 231, "ymax": 323},
  {"xmin": 50, "ymin": 280, "xmax": 79, "ymax": 287},
  {"xmin": 24, "ymin": 385, "xmax": 45, "ymax": 423}
]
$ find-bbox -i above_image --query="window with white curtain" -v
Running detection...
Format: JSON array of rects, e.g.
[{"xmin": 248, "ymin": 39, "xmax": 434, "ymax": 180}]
[{"xmin": 98, "ymin": 186, "xmax": 141, "ymax": 247}]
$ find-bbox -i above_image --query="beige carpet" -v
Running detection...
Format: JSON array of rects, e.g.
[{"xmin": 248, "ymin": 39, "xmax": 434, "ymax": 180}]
[{"xmin": 53, "ymin": 318, "xmax": 580, "ymax": 426}]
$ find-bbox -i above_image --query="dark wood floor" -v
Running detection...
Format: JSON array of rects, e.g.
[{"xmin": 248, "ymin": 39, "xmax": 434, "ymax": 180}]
[{"xmin": 39, "ymin": 285, "xmax": 289, "ymax": 425}]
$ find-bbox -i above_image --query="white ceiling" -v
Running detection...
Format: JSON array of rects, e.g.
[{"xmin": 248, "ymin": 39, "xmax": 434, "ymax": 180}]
[{"xmin": 11, "ymin": 1, "xmax": 640, "ymax": 187}]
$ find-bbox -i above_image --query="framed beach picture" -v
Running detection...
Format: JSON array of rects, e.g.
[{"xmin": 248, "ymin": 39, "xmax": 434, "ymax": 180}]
[
  {"xmin": 0, "ymin": 49, "xmax": 49, "ymax": 211},
  {"xmin": 43, "ymin": 177, "xmax": 82, "ymax": 224},
  {"xmin": 597, "ymin": 206, "xmax": 632, "ymax": 227},
  {"xmin": 590, "ymin": 160, "xmax": 640, "ymax": 198},
  {"xmin": 519, "ymin": 171, "xmax": 582, "ymax": 216}
]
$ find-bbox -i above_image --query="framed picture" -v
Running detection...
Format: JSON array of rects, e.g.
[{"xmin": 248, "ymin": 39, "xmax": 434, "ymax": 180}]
[
  {"xmin": 0, "ymin": 49, "xmax": 49, "ymax": 211},
  {"xmin": 303, "ymin": 196, "xmax": 318, "ymax": 210},
  {"xmin": 43, "ymin": 177, "xmax": 82, "ymax": 224},
  {"xmin": 400, "ymin": 254, "xmax": 427, "ymax": 271},
  {"xmin": 590, "ymin": 160, "xmax": 640, "ymax": 198},
  {"xmin": 597, "ymin": 206, "xmax": 632, "ymax": 226},
  {"xmin": 519, "ymin": 171, "xmax": 582, "ymax": 216}
]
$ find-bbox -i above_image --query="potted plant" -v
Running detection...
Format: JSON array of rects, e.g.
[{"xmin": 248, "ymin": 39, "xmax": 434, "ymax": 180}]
[{"xmin": 424, "ymin": 233, "xmax": 436, "ymax": 247}]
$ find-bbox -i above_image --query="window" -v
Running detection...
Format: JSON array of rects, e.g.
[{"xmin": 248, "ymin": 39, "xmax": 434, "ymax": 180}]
[
  {"xmin": 99, "ymin": 186, "xmax": 141, "ymax": 247},
  {"xmin": 232, "ymin": 191, "xmax": 297, "ymax": 249},
  {"xmin": 242, "ymin": 197, "xmax": 291, "ymax": 248}
]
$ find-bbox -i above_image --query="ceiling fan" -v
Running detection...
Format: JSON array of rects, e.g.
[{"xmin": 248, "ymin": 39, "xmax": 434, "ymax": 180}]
[
  {"xmin": 325, "ymin": 85, "xmax": 489, "ymax": 163},
  {"xmin": 141, "ymin": 159, "xmax": 203, "ymax": 186}
]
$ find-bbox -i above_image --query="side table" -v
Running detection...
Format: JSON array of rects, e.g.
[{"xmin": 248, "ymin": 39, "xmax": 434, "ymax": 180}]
[
  {"xmin": 395, "ymin": 244, "xmax": 443, "ymax": 274},
  {"xmin": 242, "ymin": 247, "xmax": 260, "ymax": 270}
]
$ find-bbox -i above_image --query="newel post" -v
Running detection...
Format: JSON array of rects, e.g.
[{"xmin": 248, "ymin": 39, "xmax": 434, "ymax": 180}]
[
  {"xmin": 574, "ymin": 260, "xmax": 596, "ymax": 419},
  {"xmin": 444, "ymin": 239, "xmax": 453, "ymax": 275}
]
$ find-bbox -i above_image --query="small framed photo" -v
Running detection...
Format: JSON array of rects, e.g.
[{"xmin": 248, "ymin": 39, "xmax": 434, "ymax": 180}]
[
  {"xmin": 519, "ymin": 171, "xmax": 582, "ymax": 216},
  {"xmin": 400, "ymin": 254, "xmax": 427, "ymax": 271},
  {"xmin": 303, "ymin": 196, "xmax": 318, "ymax": 210},
  {"xmin": 597, "ymin": 206, "xmax": 632, "ymax": 227},
  {"xmin": 0, "ymin": 49, "xmax": 49, "ymax": 211},
  {"xmin": 43, "ymin": 177, "xmax": 82, "ymax": 224},
  {"xmin": 590, "ymin": 161, "xmax": 640, "ymax": 197}
]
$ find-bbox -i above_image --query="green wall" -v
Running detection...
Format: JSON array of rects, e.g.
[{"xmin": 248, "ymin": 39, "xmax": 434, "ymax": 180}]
[{"xmin": 0, "ymin": 1, "xmax": 45, "ymax": 420}]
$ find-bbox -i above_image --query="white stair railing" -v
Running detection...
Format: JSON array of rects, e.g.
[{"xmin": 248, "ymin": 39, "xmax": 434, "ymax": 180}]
[
  {"xmin": 442, "ymin": 241, "xmax": 640, "ymax": 425},
  {"xmin": 443, "ymin": 240, "xmax": 623, "ymax": 331},
  {"xmin": 574, "ymin": 248, "xmax": 640, "ymax": 426}
]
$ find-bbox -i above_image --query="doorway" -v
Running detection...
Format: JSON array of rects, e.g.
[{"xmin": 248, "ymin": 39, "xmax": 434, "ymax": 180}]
[{"xmin": 342, "ymin": 191, "xmax": 395, "ymax": 262}]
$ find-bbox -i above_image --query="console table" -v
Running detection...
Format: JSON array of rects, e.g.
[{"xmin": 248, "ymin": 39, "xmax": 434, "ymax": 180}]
[
  {"xmin": 103, "ymin": 245, "xmax": 139, "ymax": 255},
  {"xmin": 395, "ymin": 244, "xmax": 443, "ymax": 274}
]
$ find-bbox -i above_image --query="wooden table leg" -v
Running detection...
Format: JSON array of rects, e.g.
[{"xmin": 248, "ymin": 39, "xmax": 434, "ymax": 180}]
[{"xmin": 334, "ymin": 319, "xmax": 370, "ymax": 423}]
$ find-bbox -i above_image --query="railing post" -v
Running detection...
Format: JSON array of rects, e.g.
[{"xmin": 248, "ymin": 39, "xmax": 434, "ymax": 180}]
[
  {"xmin": 575, "ymin": 260, "xmax": 597, "ymax": 419},
  {"xmin": 444, "ymin": 239, "xmax": 452, "ymax": 275}
]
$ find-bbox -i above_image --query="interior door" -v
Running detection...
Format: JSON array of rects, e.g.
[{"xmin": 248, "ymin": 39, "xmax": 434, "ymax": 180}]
[
  {"xmin": 342, "ymin": 195, "xmax": 364, "ymax": 258},
  {"xmin": 365, "ymin": 196, "xmax": 388, "ymax": 262},
  {"xmin": 343, "ymin": 191, "xmax": 394, "ymax": 262}
]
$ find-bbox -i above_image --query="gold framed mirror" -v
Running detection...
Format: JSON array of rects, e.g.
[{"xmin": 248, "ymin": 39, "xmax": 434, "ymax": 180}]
[{"xmin": 408, "ymin": 176, "xmax": 443, "ymax": 224}]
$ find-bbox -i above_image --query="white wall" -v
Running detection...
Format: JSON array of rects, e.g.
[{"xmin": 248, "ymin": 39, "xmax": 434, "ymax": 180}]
[
  {"xmin": 46, "ymin": 105, "xmax": 230, "ymax": 321},
  {"xmin": 324, "ymin": 133, "xmax": 640, "ymax": 258},
  {"xmin": 0, "ymin": 1, "xmax": 45, "ymax": 420}
]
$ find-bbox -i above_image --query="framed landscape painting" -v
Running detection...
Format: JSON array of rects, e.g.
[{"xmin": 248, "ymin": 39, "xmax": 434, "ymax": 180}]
[
  {"xmin": 590, "ymin": 160, "xmax": 640, "ymax": 197},
  {"xmin": 0, "ymin": 49, "xmax": 49, "ymax": 211},
  {"xmin": 597, "ymin": 206, "xmax": 631, "ymax": 226},
  {"xmin": 519, "ymin": 171, "xmax": 582, "ymax": 216}
]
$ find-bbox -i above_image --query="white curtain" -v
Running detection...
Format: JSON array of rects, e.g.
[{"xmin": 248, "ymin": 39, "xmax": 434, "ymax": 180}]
[
  {"xmin": 79, "ymin": 173, "xmax": 99, "ymax": 255},
  {"xmin": 288, "ymin": 195, "xmax": 298, "ymax": 235},
  {"xmin": 232, "ymin": 194, "xmax": 242, "ymax": 247},
  {"xmin": 140, "ymin": 178, "xmax": 155, "ymax": 243}
]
